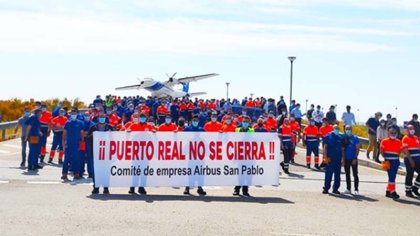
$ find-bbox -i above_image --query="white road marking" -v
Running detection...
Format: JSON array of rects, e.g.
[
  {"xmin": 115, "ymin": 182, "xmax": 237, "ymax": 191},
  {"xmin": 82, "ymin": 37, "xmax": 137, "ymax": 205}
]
[
  {"xmin": 0, "ymin": 180, "xmax": 10, "ymax": 184},
  {"xmin": 27, "ymin": 181, "xmax": 61, "ymax": 185},
  {"xmin": 0, "ymin": 149, "xmax": 11, "ymax": 154},
  {"xmin": 270, "ymin": 233, "xmax": 324, "ymax": 236}
]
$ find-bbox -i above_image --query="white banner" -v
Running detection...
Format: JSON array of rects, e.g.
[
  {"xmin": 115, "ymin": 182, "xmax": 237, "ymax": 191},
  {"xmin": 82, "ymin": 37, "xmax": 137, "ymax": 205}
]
[{"xmin": 93, "ymin": 132, "xmax": 280, "ymax": 187}]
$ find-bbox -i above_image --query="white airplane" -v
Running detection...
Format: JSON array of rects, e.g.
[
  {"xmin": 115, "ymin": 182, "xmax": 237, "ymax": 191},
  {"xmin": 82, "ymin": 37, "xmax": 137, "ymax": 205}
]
[{"xmin": 115, "ymin": 73, "xmax": 219, "ymax": 98}]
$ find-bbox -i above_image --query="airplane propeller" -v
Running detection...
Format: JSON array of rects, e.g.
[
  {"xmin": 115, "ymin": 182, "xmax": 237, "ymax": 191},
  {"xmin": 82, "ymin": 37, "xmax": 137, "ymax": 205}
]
[{"xmin": 166, "ymin": 72, "xmax": 177, "ymax": 83}]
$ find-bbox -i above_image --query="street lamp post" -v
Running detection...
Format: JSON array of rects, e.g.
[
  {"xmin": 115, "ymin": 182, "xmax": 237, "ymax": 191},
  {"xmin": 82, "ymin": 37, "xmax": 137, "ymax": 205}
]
[
  {"xmin": 288, "ymin": 56, "xmax": 296, "ymax": 109},
  {"xmin": 226, "ymin": 82, "xmax": 230, "ymax": 100},
  {"xmin": 395, "ymin": 107, "xmax": 398, "ymax": 119},
  {"xmin": 305, "ymin": 99, "xmax": 308, "ymax": 113},
  {"xmin": 250, "ymin": 93, "xmax": 254, "ymax": 99}
]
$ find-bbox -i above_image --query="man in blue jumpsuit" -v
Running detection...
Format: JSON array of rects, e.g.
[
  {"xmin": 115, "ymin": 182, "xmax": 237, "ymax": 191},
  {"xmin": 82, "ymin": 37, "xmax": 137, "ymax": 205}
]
[
  {"xmin": 61, "ymin": 109, "xmax": 84, "ymax": 181},
  {"xmin": 87, "ymin": 114, "xmax": 114, "ymax": 194},
  {"xmin": 82, "ymin": 112, "xmax": 95, "ymax": 178},
  {"xmin": 323, "ymin": 125, "xmax": 344, "ymax": 195},
  {"xmin": 24, "ymin": 109, "xmax": 43, "ymax": 171},
  {"xmin": 183, "ymin": 115, "xmax": 207, "ymax": 195}
]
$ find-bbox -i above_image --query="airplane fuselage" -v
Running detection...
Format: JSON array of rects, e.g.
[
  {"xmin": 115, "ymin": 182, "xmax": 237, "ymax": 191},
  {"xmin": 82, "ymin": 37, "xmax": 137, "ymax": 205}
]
[{"xmin": 142, "ymin": 80, "xmax": 187, "ymax": 98}]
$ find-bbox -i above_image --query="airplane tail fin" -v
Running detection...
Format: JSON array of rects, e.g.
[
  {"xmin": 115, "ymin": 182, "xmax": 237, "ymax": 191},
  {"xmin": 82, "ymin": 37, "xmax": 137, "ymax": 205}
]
[{"xmin": 182, "ymin": 83, "xmax": 190, "ymax": 93}]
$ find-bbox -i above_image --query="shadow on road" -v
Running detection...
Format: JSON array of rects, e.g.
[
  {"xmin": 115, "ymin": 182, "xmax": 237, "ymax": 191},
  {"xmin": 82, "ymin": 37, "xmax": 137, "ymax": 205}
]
[
  {"xmin": 394, "ymin": 198, "xmax": 420, "ymax": 207},
  {"xmin": 330, "ymin": 193, "xmax": 378, "ymax": 202},
  {"xmin": 285, "ymin": 172, "xmax": 305, "ymax": 179},
  {"xmin": 88, "ymin": 194, "xmax": 294, "ymax": 204},
  {"xmin": 22, "ymin": 170, "xmax": 39, "ymax": 176}
]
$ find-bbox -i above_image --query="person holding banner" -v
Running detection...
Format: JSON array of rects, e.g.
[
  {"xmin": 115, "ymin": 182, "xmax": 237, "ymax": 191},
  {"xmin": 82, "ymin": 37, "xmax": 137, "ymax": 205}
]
[
  {"xmin": 127, "ymin": 112, "xmax": 155, "ymax": 195},
  {"xmin": 254, "ymin": 118, "xmax": 268, "ymax": 132},
  {"xmin": 279, "ymin": 118, "xmax": 293, "ymax": 175},
  {"xmin": 183, "ymin": 115, "xmax": 207, "ymax": 195},
  {"xmin": 82, "ymin": 111, "xmax": 95, "ymax": 178},
  {"xmin": 233, "ymin": 116, "xmax": 254, "ymax": 196},
  {"xmin": 158, "ymin": 113, "xmax": 178, "ymax": 132},
  {"xmin": 221, "ymin": 115, "xmax": 237, "ymax": 132},
  {"xmin": 87, "ymin": 113, "xmax": 115, "ymax": 194},
  {"xmin": 204, "ymin": 112, "xmax": 223, "ymax": 132}
]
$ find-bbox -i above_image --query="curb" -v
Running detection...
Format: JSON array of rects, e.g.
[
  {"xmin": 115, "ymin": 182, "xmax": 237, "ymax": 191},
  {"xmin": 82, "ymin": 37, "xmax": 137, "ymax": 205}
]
[{"xmin": 296, "ymin": 144, "xmax": 407, "ymax": 176}]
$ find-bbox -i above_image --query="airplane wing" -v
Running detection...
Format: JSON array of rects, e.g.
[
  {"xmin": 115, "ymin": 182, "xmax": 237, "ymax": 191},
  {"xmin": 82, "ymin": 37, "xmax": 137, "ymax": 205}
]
[
  {"xmin": 115, "ymin": 84, "xmax": 142, "ymax": 90},
  {"xmin": 177, "ymin": 73, "xmax": 219, "ymax": 84},
  {"xmin": 187, "ymin": 92, "xmax": 207, "ymax": 97}
]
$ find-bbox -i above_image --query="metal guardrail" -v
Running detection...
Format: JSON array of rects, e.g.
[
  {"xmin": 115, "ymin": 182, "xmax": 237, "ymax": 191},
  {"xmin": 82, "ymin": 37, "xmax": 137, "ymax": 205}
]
[
  {"xmin": 0, "ymin": 120, "xmax": 19, "ymax": 140},
  {"xmin": 0, "ymin": 109, "xmax": 88, "ymax": 141},
  {"xmin": 300, "ymin": 123, "xmax": 370, "ymax": 148}
]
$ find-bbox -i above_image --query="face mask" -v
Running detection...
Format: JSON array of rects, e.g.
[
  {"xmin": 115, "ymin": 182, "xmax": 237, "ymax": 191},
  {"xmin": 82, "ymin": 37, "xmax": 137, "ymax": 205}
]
[
  {"xmin": 242, "ymin": 122, "xmax": 249, "ymax": 129},
  {"xmin": 282, "ymin": 112, "xmax": 286, "ymax": 116},
  {"xmin": 192, "ymin": 121, "xmax": 199, "ymax": 127},
  {"xmin": 133, "ymin": 118, "xmax": 139, "ymax": 123},
  {"xmin": 381, "ymin": 123, "xmax": 385, "ymax": 126},
  {"xmin": 269, "ymin": 114, "xmax": 274, "ymax": 118},
  {"xmin": 99, "ymin": 117, "xmax": 106, "ymax": 124},
  {"xmin": 148, "ymin": 122, "xmax": 154, "ymax": 126},
  {"xmin": 211, "ymin": 117, "xmax": 217, "ymax": 122},
  {"xmin": 41, "ymin": 108, "xmax": 47, "ymax": 112},
  {"xmin": 290, "ymin": 118, "xmax": 295, "ymax": 122},
  {"xmin": 60, "ymin": 112, "xmax": 65, "ymax": 117},
  {"xmin": 390, "ymin": 135, "xmax": 397, "ymax": 140},
  {"xmin": 409, "ymin": 130, "xmax": 415, "ymax": 135},
  {"xmin": 57, "ymin": 103, "xmax": 62, "ymax": 107},
  {"xmin": 334, "ymin": 129, "xmax": 340, "ymax": 135},
  {"xmin": 226, "ymin": 119, "xmax": 232, "ymax": 124},
  {"xmin": 392, "ymin": 121, "xmax": 397, "ymax": 125},
  {"xmin": 84, "ymin": 116, "xmax": 90, "ymax": 122},
  {"xmin": 134, "ymin": 111, "xmax": 139, "ymax": 115},
  {"xmin": 310, "ymin": 122, "xmax": 315, "ymax": 126},
  {"xmin": 345, "ymin": 130, "xmax": 352, "ymax": 136},
  {"xmin": 70, "ymin": 115, "xmax": 77, "ymax": 121},
  {"xmin": 140, "ymin": 117, "xmax": 147, "ymax": 123},
  {"xmin": 129, "ymin": 108, "xmax": 134, "ymax": 111},
  {"xmin": 24, "ymin": 112, "xmax": 30, "ymax": 117},
  {"xmin": 414, "ymin": 118, "xmax": 418, "ymax": 122},
  {"xmin": 242, "ymin": 112, "xmax": 247, "ymax": 115},
  {"xmin": 165, "ymin": 118, "xmax": 171, "ymax": 124}
]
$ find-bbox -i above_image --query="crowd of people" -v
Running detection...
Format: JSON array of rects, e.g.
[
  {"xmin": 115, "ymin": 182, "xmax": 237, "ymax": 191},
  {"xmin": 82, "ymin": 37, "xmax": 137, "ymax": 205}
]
[{"xmin": 14, "ymin": 95, "xmax": 420, "ymax": 200}]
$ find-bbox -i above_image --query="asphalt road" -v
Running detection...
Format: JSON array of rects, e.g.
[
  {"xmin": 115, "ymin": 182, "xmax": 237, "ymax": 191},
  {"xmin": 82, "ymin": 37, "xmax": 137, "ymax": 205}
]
[{"xmin": 0, "ymin": 137, "xmax": 419, "ymax": 236}]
